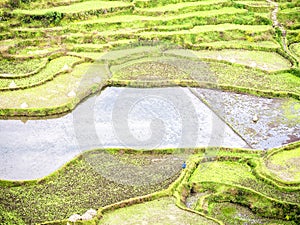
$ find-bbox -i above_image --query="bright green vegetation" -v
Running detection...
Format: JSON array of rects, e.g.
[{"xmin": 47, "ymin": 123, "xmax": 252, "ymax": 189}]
[
  {"xmin": 75, "ymin": 8, "xmax": 248, "ymax": 25},
  {"xmin": 0, "ymin": 150, "xmax": 184, "ymax": 224},
  {"xmin": 138, "ymin": 24, "xmax": 273, "ymax": 36},
  {"xmin": 277, "ymin": 0, "xmax": 300, "ymax": 44},
  {"xmin": 169, "ymin": 49, "xmax": 291, "ymax": 71},
  {"xmin": 0, "ymin": 62, "xmax": 105, "ymax": 115},
  {"xmin": 278, "ymin": 7, "xmax": 300, "ymax": 31},
  {"xmin": 193, "ymin": 40, "xmax": 280, "ymax": 50},
  {"xmin": 99, "ymin": 197, "xmax": 217, "ymax": 225},
  {"xmin": 0, "ymin": 58, "xmax": 46, "ymax": 76},
  {"xmin": 0, "ymin": 56, "xmax": 81, "ymax": 90},
  {"xmin": 70, "ymin": 39, "xmax": 135, "ymax": 52},
  {"xmin": 190, "ymin": 161, "xmax": 255, "ymax": 185},
  {"xmin": 236, "ymin": 1, "xmax": 271, "ymax": 8},
  {"xmin": 210, "ymin": 202, "xmax": 295, "ymax": 225},
  {"xmin": 1, "ymin": 46, "xmax": 299, "ymax": 116},
  {"xmin": 0, "ymin": 145, "xmax": 300, "ymax": 224},
  {"xmin": 269, "ymin": 147, "xmax": 300, "ymax": 166},
  {"xmin": 111, "ymin": 58, "xmax": 191, "ymax": 81},
  {"xmin": 281, "ymin": 99, "xmax": 300, "ymax": 123},
  {"xmin": 0, "ymin": 0, "xmax": 300, "ymax": 224},
  {"xmin": 68, "ymin": 52, "xmax": 106, "ymax": 60},
  {"xmin": 183, "ymin": 145, "xmax": 300, "ymax": 224},
  {"xmin": 9, "ymin": 0, "xmax": 88, "ymax": 10},
  {"xmin": 264, "ymin": 147, "xmax": 300, "ymax": 182},
  {"xmin": 13, "ymin": 1, "xmax": 132, "ymax": 15},
  {"xmin": 234, "ymin": 1, "xmax": 272, "ymax": 14},
  {"xmin": 112, "ymin": 50, "xmax": 300, "ymax": 94},
  {"xmin": 135, "ymin": 0, "xmax": 228, "ymax": 14},
  {"xmin": 290, "ymin": 43, "xmax": 300, "ymax": 59},
  {"xmin": 1, "ymin": 0, "xmax": 297, "ymax": 118},
  {"xmin": 208, "ymin": 61, "xmax": 300, "ymax": 94},
  {"xmin": 190, "ymin": 160, "xmax": 300, "ymax": 203},
  {"xmin": 11, "ymin": 46, "xmax": 61, "ymax": 57}
]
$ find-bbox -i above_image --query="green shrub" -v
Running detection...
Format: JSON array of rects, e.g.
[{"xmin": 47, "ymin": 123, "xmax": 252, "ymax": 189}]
[
  {"xmin": 43, "ymin": 11, "xmax": 63, "ymax": 26},
  {"xmin": 7, "ymin": 0, "xmax": 21, "ymax": 8},
  {"xmin": 7, "ymin": 0, "xmax": 31, "ymax": 8}
]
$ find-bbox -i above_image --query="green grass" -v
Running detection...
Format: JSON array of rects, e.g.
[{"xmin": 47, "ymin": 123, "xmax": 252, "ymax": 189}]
[
  {"xmin": 13, "ymin": 1, "xmax": 132, "ymax": 15},
  {"xmin": 279, "ymin": 7, "xmax": 300, "ymax": 14},
  {"xmin": 137, "ymin": 24, "xmax": 273, "ymax": 39},
  {"xmin": 190, "ymin": 161, "xmax": 255, "ymax": 185},
  {"xmin": 183, "ymin": 146, "xmax": 300, "ymax": 223},
  {"xmin": 0, "ymin": 62, "xmax": 102, "ymax": 114},
  {"xmin": 0, "ymin": 56, "xmax": 81, "ymax": 90},
  {"xmin": 215, "ymin": 149, "xmax": 262, "ymax": 159},
  {"xmin": 265, "ymin": 148, "xmax": 300, "ymax": 182},
  {"xmin": 192, "ymin": 40, "xmax": 280, "ymax": 50},
  {"xmin": 0, "ymin": 47, "xmax": 299, "ymax": 115},
  {"xmin": 159, "ymin": 23, "xmax": 271, "ymax": 32},
  {"xmin": 208, "ymin": 61, "xmax": 300, "ymax": 94},
  {"xmin": 99, "ymin": 197, "xmax": 218, "ymax": 225},
  {"xmin": 68, "ymin": 51, "xmax": 107, "ymax": 60},
  {"xmin": 290, "ymin": 43, "xmax": 300, "ymax": 58},
  {"xmin": 20, "ymin": 0, "xmax": 85, "ymax": 10},
  {"xmin": 109, "ymin": 53, "xmax": 215, "ymax": 84},
  {"xmin": 75, "ymin": 7, "xmax": 248, "ymax": 25},
  {"xmin": 135, "ymin": 0, "xmax": 228, "ymax": 13},
  {"xmin": 1, "ymin": 145, "xmax": 300, "ymax": 224},
  {"xmin": 278, "ymin": 6, "xmax": 300, "ymax": 30},
  {"xmin": 112, "ymin": 51, "xmax": 298, "ymax": 95},
  {"xmin": 234, "ymin": 1, "xmax": 273, "ymax": 13},
  {"xmin": 190, "ymin": 160, "xmax": 300, "ymax": 203},
  {"xmin": 70, "ymin": 39, "xmax": 135, "ymax": 52},
  {"xmin": 0, "ymin": 39, "xmax": 19, "ymax": 49},
  {"xmin": 16, "ymin": 46, "xmax": 61, "ymax": 57},
  {"xmin": 0, "ymin": 150, "xmax": 182, "ymax": 224},
  {"xmin": 97, "ymin": 45, "xmax": 163, "ymax": 61},
  {"xmin": 0, "ymin": 58, "xmax": 46, "ymax": 76},
  {"xmin": 236, "ymin": 1, "xmax": 271, "ymax": 7},
  {"xmin": 111, "ymin": 58, "xmax": 191, "ymax": 81},
  {"xmin": 67, "ymin": 45, "xmax": 161, "ymax": 60},
  {"xmin": 269, "ymin": 148, "xmax": 300, "ymax": 166},
  {"xmin": 0, "ymin": 204, "xmax": 25, "ymax": 225},
  {"xmin": 167, "ymin": 49, "xmax": 291, "ymax": 71},
  {"xmin": 210, "ymin": 202, "xmax": 296, "ymax": 225}
]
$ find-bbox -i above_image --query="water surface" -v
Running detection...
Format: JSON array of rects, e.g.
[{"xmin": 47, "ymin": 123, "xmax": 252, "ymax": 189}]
[{"xmin": 1, "ymin": 87, "xmax": 299, "ymax": 180}]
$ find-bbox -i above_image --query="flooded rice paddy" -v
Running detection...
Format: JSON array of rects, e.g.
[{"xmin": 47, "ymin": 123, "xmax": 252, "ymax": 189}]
[{"xmin": 0, "ymin": 87, "xmax": 299, "ymax": 180}]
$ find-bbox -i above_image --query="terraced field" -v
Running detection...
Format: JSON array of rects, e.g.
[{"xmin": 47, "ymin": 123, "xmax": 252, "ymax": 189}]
[
  {"xmin": 0, "ymin": 0, "xmax": 299, "ymax": 116},
  {"xmin": 0, "ymin": 0, "xmax": 300, "ymax": 224}
]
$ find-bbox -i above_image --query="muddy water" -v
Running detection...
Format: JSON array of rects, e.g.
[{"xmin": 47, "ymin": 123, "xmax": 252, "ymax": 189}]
[
  {"xmin": 0, "ymin": 87, "xmax": 299, "ymax": 180},
  {"xmin": 193, "ymin": 88, "xmax": 300, "ymax": 149}
]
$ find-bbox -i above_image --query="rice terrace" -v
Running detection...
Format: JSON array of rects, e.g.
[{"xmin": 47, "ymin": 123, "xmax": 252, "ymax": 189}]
[{"xmin": 0, "ymin": 0, "xmax": 300, "ymax": 224}]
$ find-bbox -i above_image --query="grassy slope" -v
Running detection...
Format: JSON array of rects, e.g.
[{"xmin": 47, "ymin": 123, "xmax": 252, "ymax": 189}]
[
  {"xmin": 75, "ymin": 7, "xmax": 248, "ymax": 24},
  {"xmin": 0, "ymin": 56, "xmax": 81, "ymax": 90},
  {"xmin": 210, "ymin": 202, "xmax": 295, "ymax": 224},
  {"xmin": 0, "ymin": 62, "xmax": 97, "ymax": 109},
  {"xmin": 1, "ymin": 0, "xmax": 298, "ymax": 116},
  {"xmin": 191, "ymin": 160, "xmax": 300, "ymax": 203},
  {"xmin": 1, "ymin": 145, "xmax": 299, "ymax": 224},
  {"xmin": 135, "ymin": 0, "xmax": 227, "ymax": 13},
  {"xmin": 264, "ymin": 147, "xmax": 300, "ymax": 182},
  {"xmin": 13, "ymin": 1, "xmax": 131, "ymax": 15},
  {"xmin": 99, "ymin": 197, "xmax": 217, "ymax": 225},
  {"xmin": 0, "ymin": 150, "xmax": 184, "ymax": 224},
  {"xmin": 190, "ymin": 49, "xmax": 291, "ymax": 71},
  {"xmin": 187, "ymin": 145, "xmax": 300, "ymax": 224}
]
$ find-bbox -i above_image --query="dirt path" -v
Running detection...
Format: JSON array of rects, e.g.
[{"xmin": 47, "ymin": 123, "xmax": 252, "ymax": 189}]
[{"xmin": 267, "ymin": 0, "xmax": 287, "ymax": 50}]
